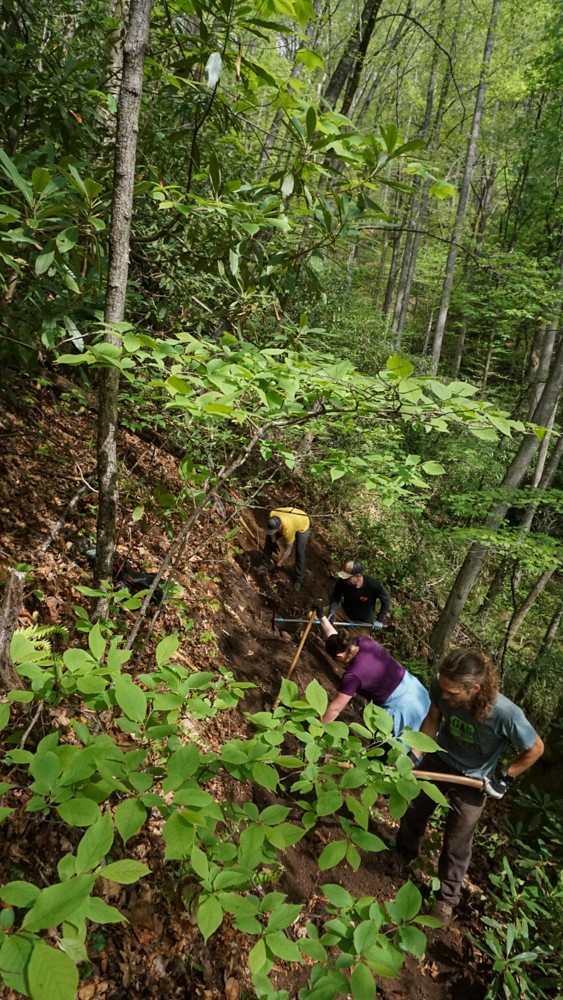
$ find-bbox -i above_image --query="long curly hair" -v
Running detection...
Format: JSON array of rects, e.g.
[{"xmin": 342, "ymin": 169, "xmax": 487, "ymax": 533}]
[{"xmin": 439, "ymin": 648, "xmax": 499, "ymax": 721}]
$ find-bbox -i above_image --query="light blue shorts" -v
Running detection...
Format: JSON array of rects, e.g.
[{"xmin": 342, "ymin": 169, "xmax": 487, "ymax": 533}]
[{"xmin": 382, "ymin": 670, "xmax": 430, "ymax": 739}]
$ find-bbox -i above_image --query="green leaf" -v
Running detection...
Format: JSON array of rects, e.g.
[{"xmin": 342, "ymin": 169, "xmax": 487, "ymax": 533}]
[
  {"xmin": 281, "ymin": 173, "xmax": 294, "ymax": 198},
  {"xmin": 305, "ymin": 106, "xmax": 317, "ymax": 140},
  {"xmin": 265, "ymin": 929, "xmax": 302, "ymax": 962},
  {"xmin": 295, "ymin": 48, "xmax": 323, "ymax": 70},
  {"xmin": 350, "ymin": 829, "xmax": 386, "ymax": 852},
  {"xmin": 56, "ymin": 798, "xmax": 100, "ymax": 827},
  {"xmin": 0, "ymin": 702, "xmax": 10, "ymax": 729},
  {"xmin": 156, "ymin": 632, "xmax": 179, "ymax": 666},
  {"xmin": 318, "ymin": 839, "xmax": 347, "ymax": 871},
  {"xmin": 0, "ymin": 880, "xmax": 40, "ymax": 907},
  {"xmin": 0, "ymin": 933, "xmax": 34, "ymax": 993},
  {"xmin": 100, "ymin": 860, "xmax": 150, "ymax": 884},
  {"xmin": 321, "ymin": 883, "xmax": 354, "ymax": 908},
  {"xmin": 353, "ymin": 920, "xmax": 377, "ymax": 955},
  {"xmin": 421, "ymin": 461, "xmax": 445, "ymax": 476},
  {"xmin": 392, "ymin": 880, "xmax": 422, "ymax": 921},
  {"xmin": 252, "ymin": 762, "xmax": 279, "ymax": 790},
  {"xmin": 114, "ymin": 799, "xmax": 147, "ymax": 843},
  {"xmin": 398, "ymin": 924, "xmax": 426, "ymax": 959},
  {"xmin": 190, "ymin": 844, "xmax": 209, "ymax": 880},
  {"xmin": 22, "ymin": 874, "xmax": 96, "ymax": 932},
  {"xmin": 197, "ymin": 894, "xmax": 223, "ymax": 942},
  {"xmin": 35, "ymin": 249, "xmax": 55, "ymax": 275},
  {"xmin": 316, "ymin": 789, "xmax": 343, "ymax": 816},
  {"xmin": 114, "ymin": 675, "xmax": 147, "ymax": 723},
  {"xmin": 88, "ymin": 623, "xmax": 106, "ymax": 661},
  {"xmin": 75, "ymin": 812, "xmax": 114, "ymax": 874},
  {"xmin": 56, "ymin": 227, "xmax": 79, "ymax": 254},
  {"xmin": 351, "ymin": 960, "xmax": 376, "ymax": 999},
  {"xmin": 0, "ymin": 148, "xmax": 34, "ymax": 205},
  {"xmin": 86, "ymin": 896, "xmax": 127, "ymax": 924},
  {"xmin": 28, "ymin": 940, "xmax": 79, "ymax": 1000},
  {"xmin": 305, "ymin": 678, "xmax": 328, "ymax": 717}
]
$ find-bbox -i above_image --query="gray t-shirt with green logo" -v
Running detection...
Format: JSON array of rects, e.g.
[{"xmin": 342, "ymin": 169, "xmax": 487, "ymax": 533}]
[{"xmin": 430, "ymin": 677, "xmax": 538, "ymax": 779}]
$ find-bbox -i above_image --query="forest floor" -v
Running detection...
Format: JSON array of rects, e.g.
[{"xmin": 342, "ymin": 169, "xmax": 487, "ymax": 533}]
[{"xmin": 0, "ymin": 380, "xmax": 497, "ymax": 999}]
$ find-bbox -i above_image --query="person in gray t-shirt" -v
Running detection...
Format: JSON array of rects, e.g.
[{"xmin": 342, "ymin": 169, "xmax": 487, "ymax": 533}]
[{"xmin": 396, "ymin": 648, "xmax": 544, "ymax": 925}]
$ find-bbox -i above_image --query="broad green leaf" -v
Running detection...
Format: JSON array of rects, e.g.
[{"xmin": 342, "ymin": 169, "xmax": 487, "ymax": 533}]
[
  {"xmin": 86, "ymin": 896, "xmax": 126, "ymax": 924},
  {"xmin": 252, "ymin": 762, "xmax": 278, "ymax": 790},
  {"xmin": 0, "ymin": 933, "xmax": 34, "ymax": 992},
  {"xmin": 265, "ymin": 929, "xmax": 302, "ymax": 962},
  {"xmin": 22, "ymin": 874, "xmax": 96, "ymax": 932},
  {"xmin": 305, "ymin": 678, "xmax": 328, "ymax": 717},
  {"xmin": 156, "ymin": 632, "xmax": 179, "ymax": 666},
  {"xmin": 320, "ymin": 883, "xmax": 354, "ymax": 907},
  {"xmin": 190, "ymin": 844, "xmax": 209, "ymax": 880},
  {"xmin": 0, "ymin": 702, "xmax": 11, "ymax": 729},
  {"xmin": 88, "ymin": 623, "xmax": 106, "ymax": 660},
  {"xmin": 35, "ymin": 249, "xmax": 55, "ymax": 275},
  {"xmin": 28, "ymin": 940, "xmax": 79, "ymax": 1000},
  {"xmin": 398, "ymin": 924, "xmax": 426, "ymax": 959},
  {"xmin": 353, "ymin": 920, "xmax": 377, "ymax": 955},
  {"xmin": 351, "ymin": 960, "xmax": 376, "ymax": 1000},
  {"xmin": 100, "ymin": 860, "xmax": 150, "ymax": 884},
  {"xmin": 421, "ymin": 461, "xmax": 445, "ymax": 476},
  {"xmin": 56, "ymin": 227, "xmax": 79, "ymax": 254},
  {"xmin": 75, "ymin": 812, "xmax": 114, "ymax": 874},
  {"xmin": 350, "ymin": 829, "xmax": 386, "ymax": 852},
  {"xmin": 56, "ymin": 798, "xmax": 100, "ymax": 827},
  {"xmin": 316, "ymin": 789, "xmax": 343, "ymax": 816},
  {"xmin": 114, "ymin": 799, "xmax": 147, "ymax": 843},
  {"xmin": 0, "ymin": 880, "xmax": 40, "ymax": 907},
  {"xmin": 392, "ymin": 880, "xmax": 422, "ymax": 921},
  {"xmin": 318, "ymin": 839, "xmax": 347, "ymax": 871},
  {"xmin": 281, "ymin": 173, "xmax": 294, "ymax": 198},
  {"xmin": 295, "ymin": 48, "xmax": 323, "ymax": 71},
  {"xmin": 197, "ymin": 894, "xmax": 223, "ymax": 941},
  {"xmin": 114, "ymin": 675, "xmax": 147, "ymax": 723}
]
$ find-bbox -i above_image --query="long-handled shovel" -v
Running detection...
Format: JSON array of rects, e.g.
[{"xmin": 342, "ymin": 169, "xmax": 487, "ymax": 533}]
[
  {"xmin": 336, "ymin": 760, "xmax": 485, "ymax": 789},
  {"xmin": 272, "ymin": 608, "xmax": 317, "ymax": 709}
]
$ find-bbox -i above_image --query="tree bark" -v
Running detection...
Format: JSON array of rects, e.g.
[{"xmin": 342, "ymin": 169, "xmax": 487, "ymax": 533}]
[
  {"xmin": 323, "ymin": 0, "xmax": 383, "ymax": 111},
  {"xmin": 430, "ymin": 0, "xmax": 501, "ymax": 374},
  {"xmin": 95, "ymin": 0, "xmax": 153, "ymax": 612},
  {"xmin": 0, "ymin": 569, "xmax": 26, "ymax": 690},
  {"xmin": 429, "ymin": 331, "xmax": 563, "ymax": 660},
  {"xmin": 499, "ymin": 566, "xmax": 556, "ymax": 678},
  {"xmin": 517, "ymin": 599, "xmax": 563, "ymax": 707}
]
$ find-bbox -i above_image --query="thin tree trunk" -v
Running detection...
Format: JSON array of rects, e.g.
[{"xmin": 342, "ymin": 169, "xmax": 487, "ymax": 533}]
[
  {"xmin": 430, "ymin": 0, "xmax": 501, "ymax": 374},
  {"xmin": 323, "ymin": 0, "xmax": 383, "ymax": 111},
  {"xmin": 517, "ymin": 600, "xmax": 563, "ymax": 705},
  {"xmin": 499, "ymin": 567, "xmax": 556, "ymax": 678},
  {"xmin": 0, "ymin": 569, "xmax": 26, "ymax": 690},
  {"xmin": 429, "ymin": 332, "xmax": 563, "ymax": 660},
  {"xmin": 95, "ymin": 0, "xmax": 153, "ymax": 614}
]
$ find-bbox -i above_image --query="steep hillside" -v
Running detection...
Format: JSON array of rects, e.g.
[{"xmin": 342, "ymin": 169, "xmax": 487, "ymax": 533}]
[{"xmin": 0, "ymin": 384, "xmax": 494, "ymax": 999}]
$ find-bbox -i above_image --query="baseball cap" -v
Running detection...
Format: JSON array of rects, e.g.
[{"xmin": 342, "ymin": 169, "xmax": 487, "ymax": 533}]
[
  {"xmin": 337, "ymin": 559, "xmax": 363, "ymax": 579},
  {"xmin": 266, "ymin": 516, "xmax": 282, "ymax": 535}
]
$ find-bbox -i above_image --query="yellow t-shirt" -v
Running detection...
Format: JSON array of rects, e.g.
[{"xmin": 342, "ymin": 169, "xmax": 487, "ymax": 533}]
[{"xmin": 270, "ymin": 507, "xmax": 310, "ymax": 545}]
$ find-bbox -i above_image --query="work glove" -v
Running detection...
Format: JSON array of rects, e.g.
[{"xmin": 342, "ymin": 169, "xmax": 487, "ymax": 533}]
[
  {"xmin": 311, "ymin": 602, "xmax": 325, "ymax": 620},
  {"xmin": 328, "ymin": 605, "xmax": 337, "ymax": 624},
  {"xmin": 372, "ymin": 620, "xmax": 384, "ymax": 631},
  {"xmin": 483, "ymin": 771, "xmax": 514, "ymax": 799}
]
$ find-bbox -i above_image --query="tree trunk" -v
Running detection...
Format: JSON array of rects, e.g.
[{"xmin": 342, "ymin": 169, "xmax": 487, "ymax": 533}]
[
  {"xmin": 0, "ymin": 569, "xmax": 26, "ymax": 690},
  {"xmin": 430, "ymin": 0, "xmax": 501, "ymax": 374},
  {"xmin": 517, "ymin": 599, "xmax": 563, "ymax": 706},
  {"xmin": 499, "ymin": 566, "xmax": 556, "ymax": 678},
  {"xmin": 323, "ymin": 0, "xmax": 383, "ymax": 111},
  {"xmin": 95, "ymin": 0, "xmax": 153, "ymax": 611},
  {"xmin": 429, "ymin": 331, "xmax": 563, "ymax": 660}
]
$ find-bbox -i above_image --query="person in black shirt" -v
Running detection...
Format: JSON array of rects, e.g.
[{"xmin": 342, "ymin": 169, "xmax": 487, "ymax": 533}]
[{"xmin": 328, "ymin": 560, "xmax": 390, "ymax": 635}]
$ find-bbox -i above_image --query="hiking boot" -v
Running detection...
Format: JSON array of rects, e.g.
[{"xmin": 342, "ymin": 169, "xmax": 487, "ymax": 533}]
[
  {"xmin": 294, "ymin": 581, "xmax": 302, "ymax": 592},
  {"xmin": 429, "ymin": 900, "xmax": 454, "ymax": 927},
  {"xmin": 257, "ymin": 565, "xmax": 268, "ymax": 576}
]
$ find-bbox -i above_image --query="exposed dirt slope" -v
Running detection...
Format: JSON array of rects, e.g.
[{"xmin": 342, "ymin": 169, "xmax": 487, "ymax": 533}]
[{"xmin": 0, "ymin": 385, "xmax": 493, "ymax": 999}]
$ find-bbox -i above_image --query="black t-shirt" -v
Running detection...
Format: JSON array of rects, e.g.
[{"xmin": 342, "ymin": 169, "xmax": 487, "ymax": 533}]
[{"xmin": 329, "ymin": 574, "xmax": 391, "ymax": 623}]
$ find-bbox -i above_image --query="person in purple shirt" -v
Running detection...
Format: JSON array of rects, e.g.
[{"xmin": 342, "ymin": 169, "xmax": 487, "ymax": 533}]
[{"xmin": 312, "ymin": 604, "xmax": 430, "ymax": 735}]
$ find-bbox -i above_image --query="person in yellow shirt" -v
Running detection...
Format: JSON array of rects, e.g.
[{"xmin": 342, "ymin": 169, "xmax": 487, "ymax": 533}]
[{"xmin": 258, "ymin": 506, "xmax": 310, "ymax": 592}]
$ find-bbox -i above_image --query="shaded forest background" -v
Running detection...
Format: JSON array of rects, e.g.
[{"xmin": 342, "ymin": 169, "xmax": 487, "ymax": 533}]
[{"xmin": 0, "ymin": 0, "xmax": 562, "ymax": 998}]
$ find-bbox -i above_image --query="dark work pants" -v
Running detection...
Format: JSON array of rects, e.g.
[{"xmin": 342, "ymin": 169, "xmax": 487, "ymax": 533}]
[
  {"xmin": 260, "ymin": 528, "xmax": 310, "ymax": 583},
  {"xmin": 396, "ymin": 754, "xmax": 486, "ymax": 907}
]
